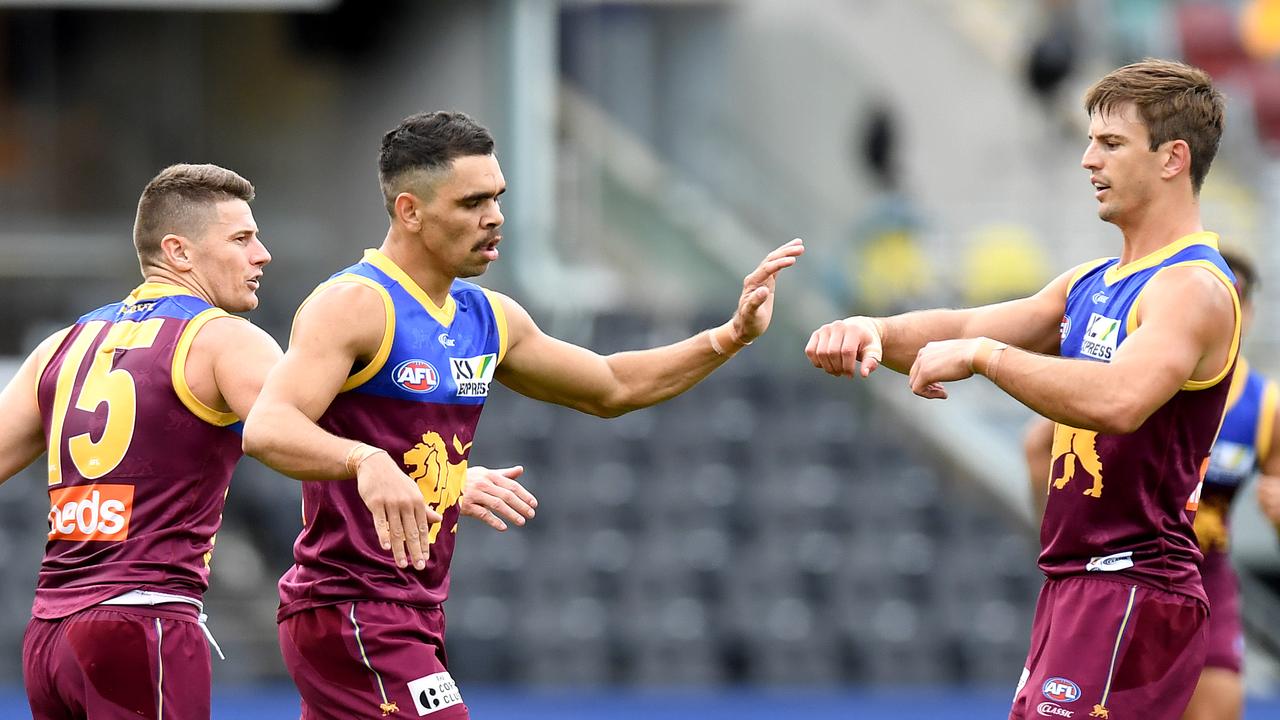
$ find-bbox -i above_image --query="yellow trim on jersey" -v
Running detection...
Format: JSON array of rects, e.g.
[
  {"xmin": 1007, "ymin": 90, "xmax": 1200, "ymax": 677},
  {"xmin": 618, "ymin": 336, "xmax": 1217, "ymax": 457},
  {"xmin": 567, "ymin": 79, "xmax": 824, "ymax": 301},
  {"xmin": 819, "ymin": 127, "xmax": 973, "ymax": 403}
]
[
  {"xmin": 1257, "ymin": 378, "xmax": 1279, "ymax": 464},
  {"xmin": 172, "ymin": 308, "xmax": 242, "ymax": 427},
  {"xmin": 293, "ymin": 273, "xmax": 398, "ymax": 392},
  {"xmin": 1120, "ymin": 260, "xmax": 1240, "ymax": 391},
  {"xmin": 362, "ymin": 248, "xmax": 456, "ymax": 327},
  {"xmin": 482, "ymin": 288, "xmax": 509, "ymax": 364},
  {"xmin": 1224, "ymin": 356, "xmax": 1250, "ymax": 415},
  {"xmin": 1067, "ymin": 257, "xmax": 1113, "ymax": 294},
  {"xmin": 1103, "ymin": 231, "xmax": 1219, "ymax": 285}
]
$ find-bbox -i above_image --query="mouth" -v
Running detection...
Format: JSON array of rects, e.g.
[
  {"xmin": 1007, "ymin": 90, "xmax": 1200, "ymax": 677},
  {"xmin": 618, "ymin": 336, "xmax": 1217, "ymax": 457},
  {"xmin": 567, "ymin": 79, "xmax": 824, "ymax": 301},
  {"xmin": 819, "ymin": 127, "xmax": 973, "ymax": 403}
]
[
  {"xmin": 247, "ymin": 276, "xmax": 262, "ymax": 291},
  {"xmin": 474, "ymin": 235, "xmax": 502, "ymax": 261},
  {"xmin": 1091, "ymin": 178, "xmax": 1110, "ymax": 200}
]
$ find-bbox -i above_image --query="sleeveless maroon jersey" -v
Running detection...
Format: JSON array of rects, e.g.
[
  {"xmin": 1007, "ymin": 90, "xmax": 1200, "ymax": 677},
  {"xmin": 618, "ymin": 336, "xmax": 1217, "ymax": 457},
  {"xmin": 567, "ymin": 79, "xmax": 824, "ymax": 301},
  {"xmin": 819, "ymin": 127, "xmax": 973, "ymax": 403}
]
[
  {"xmin": 278, "ymin": 250, "xmax": 505, "ymax": 619},
  {"xmin": 33, "ymin": 283, "xmax": 244, "ymax": 619},
  {"xmin": 1043, "ymin": 235, "xmax": 1240, "ymax": 603}
]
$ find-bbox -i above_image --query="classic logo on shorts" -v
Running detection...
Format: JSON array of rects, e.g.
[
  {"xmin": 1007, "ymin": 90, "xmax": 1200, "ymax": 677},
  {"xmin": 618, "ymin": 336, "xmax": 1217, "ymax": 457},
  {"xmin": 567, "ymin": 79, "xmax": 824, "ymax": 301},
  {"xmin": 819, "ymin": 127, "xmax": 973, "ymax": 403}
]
[
  {"xmin": 449, "ymin": 353, "xmax": 497, "ymax": 397},
  {"xmin": 1038, "ymin": 701, "xmax": 1075, "ymax": 718},
  {"xmin": 47, "ymin": 484, "xmax": 133, "ymax": 541},
  {"xmin": 1080, "ymin": 313, "xmax": 1119, "ymax": 361},
  {"xmin": 393, "ymin": 359, "xmax": 440, "ymax": 393},
  {"xmin": 407, "ymin": 671, "xmax": 463, "ymax": 716},
  {"xmin": 1042, "ymin": 677, "xmax": 1081, "ymax": 703}
]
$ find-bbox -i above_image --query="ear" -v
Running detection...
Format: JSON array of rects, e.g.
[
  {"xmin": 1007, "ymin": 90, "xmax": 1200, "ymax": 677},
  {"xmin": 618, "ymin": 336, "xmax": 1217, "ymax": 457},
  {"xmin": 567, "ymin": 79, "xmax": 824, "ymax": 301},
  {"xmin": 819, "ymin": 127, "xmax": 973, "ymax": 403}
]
[
  {"xmin": 159, "ymin": 234, "xmax": 195, "ymax": 271},
  {"xmin": 1161, "ymin": 139, "xmax": 1191, "ymax": 182},
  {"xmin": 394, "ymin": 193, "xmax": 423, "ymax": 232}
]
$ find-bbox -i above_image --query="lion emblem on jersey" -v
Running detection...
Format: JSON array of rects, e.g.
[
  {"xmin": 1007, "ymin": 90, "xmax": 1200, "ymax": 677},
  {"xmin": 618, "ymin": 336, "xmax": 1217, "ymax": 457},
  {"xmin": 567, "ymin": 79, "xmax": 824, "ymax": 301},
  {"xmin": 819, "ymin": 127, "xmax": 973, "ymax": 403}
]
[
  {"xmin": 402, "ymin": 431, "xmax": 470, "ymax": 543},
  {"xmin": 1050, "ymin": 424, "xmax": 1104, "ymax": 498}
]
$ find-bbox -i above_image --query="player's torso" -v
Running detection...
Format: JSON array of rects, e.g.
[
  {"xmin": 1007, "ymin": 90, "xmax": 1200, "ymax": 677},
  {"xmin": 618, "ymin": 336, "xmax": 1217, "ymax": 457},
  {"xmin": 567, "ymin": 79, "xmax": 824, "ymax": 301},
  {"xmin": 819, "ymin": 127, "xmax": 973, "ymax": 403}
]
[
  {"xmin": 1196, "ymin": 363, "xmax": 1273, "ymax": 554},
  {"xmin": 1043, "ymin": 234, "xmax": 1238, "ymax": 600},
  {"xmin": 280, "ymin": 249, "xmax": 505, "ymax": 614},
  {"xmin": 33, "ymin": 284, "xmax": 243, "ymax": 618}
]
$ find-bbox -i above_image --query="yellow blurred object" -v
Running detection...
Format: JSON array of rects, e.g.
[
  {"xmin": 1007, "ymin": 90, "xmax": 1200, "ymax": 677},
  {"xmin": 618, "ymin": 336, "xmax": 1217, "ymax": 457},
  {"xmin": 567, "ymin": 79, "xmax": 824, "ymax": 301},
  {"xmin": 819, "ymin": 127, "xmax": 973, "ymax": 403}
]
[
  {"xmin": 855, "ymin": 230, "xmax": 931, "ymax": 311},
  {"xmin": 963, "ymin": 224, "xmax": 1050, "ymax": 305},
  {"xmin": 1242, "ymin": 0, "xmax": 1280, "ymax": 60}
]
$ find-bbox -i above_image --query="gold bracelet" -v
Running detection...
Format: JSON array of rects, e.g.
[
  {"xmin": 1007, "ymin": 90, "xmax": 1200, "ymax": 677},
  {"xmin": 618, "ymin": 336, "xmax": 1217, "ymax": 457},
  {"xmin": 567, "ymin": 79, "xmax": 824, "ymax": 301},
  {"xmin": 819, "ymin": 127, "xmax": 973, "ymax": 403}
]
[{"xmin": 345, "ymin": 443, "xmax": 387, "ymax": 477}]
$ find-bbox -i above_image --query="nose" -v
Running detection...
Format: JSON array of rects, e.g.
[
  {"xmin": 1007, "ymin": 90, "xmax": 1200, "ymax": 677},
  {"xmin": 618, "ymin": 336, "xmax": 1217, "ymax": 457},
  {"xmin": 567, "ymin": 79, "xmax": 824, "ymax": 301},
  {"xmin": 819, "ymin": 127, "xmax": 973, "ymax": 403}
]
[
  {"xmin": 1081, "ymin": 142, "xmax": 1101, "ymax": 171},
  {"xmin": 483, "ymin": 202, "xmax": 504, "ymax": 230},
  {"xmin": 252, "ymin": 237, "xmax": 272, "ymax": 267}
]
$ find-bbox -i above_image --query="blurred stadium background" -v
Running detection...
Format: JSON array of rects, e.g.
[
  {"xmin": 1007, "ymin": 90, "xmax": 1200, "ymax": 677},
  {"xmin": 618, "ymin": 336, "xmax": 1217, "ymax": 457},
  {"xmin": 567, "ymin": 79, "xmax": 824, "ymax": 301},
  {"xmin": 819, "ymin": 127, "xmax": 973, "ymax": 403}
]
[{"xmin": 3, "ymin": 0, "xmax": 1280, "ymax": 717}]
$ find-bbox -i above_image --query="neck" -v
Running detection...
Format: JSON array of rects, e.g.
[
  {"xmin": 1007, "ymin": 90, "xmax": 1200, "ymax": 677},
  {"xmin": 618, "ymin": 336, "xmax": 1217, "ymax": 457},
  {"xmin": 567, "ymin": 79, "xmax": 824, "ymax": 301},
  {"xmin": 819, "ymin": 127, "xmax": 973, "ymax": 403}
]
[
  {"xmin": 379, "ymin": 227, "xmax": 454, "ymax": 305},
  {"xmin": 1116, "ymin": 192, "xmax": 1203, "ymax": 264},
  {"xmin": 140, "ymin": 265, "xmax": 215, "ymax": 305}
]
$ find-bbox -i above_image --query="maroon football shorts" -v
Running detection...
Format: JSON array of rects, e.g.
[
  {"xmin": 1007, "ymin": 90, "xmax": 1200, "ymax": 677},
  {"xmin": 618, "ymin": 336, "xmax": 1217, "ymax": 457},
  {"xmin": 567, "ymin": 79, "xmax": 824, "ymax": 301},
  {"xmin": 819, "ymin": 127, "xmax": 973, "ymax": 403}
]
[
  {"xmin": 1010, "ymin": 576, "xmax": 1207, "ymax": 720},
  {"xmin": 23, "ymin": 605, "xmax": 210, "ymax": 720},
  {"xmin": 1200, "ymin": 551, "xmax": 1244, "ymax": 674},
  {"xmin": 279, "ymin": 601, "xmax": 468, "ymax": 720}
]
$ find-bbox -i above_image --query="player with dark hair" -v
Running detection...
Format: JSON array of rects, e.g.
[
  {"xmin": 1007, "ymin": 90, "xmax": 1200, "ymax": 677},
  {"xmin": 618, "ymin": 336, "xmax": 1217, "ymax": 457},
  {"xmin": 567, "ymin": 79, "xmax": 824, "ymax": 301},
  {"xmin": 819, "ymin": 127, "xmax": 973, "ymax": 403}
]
[
  {"xmin": 242, "ymin": 110, "xmax": 804, "ymax": 719},
  {"xmin": 807, "ymin": 60, "xmax": 1237, "ymax": 719},
  {"xmin": 0, "ymin": 162, "xmax": 535, "ymax": 720}
]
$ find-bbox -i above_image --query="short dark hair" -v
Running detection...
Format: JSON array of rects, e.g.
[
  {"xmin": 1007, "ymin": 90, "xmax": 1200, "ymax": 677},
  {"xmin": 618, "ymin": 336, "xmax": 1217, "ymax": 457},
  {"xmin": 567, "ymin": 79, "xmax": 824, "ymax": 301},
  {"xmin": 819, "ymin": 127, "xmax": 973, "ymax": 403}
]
[
  {"xmin": 1220, "ymin": 247, "xmax": 1259, "ymax": 303},
  {"xmin": 133, "ymin": 163, "xmax": 254, "ymax": 268},
  {"xmin": 378, "ymin": 111, "xmax": 495, "ymax": 216},
  {"xmin": 1084, "ymin": 59, "xmax": 1225, "ymax": 193}
]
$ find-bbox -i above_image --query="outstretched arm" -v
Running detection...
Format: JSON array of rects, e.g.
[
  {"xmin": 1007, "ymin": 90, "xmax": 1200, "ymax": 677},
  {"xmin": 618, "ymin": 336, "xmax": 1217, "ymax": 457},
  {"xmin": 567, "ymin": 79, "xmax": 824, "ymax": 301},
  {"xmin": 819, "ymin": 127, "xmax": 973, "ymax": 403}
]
[
  {"xmin": 806, "ymin": 265, "xmax": 1074, "ymax": 378},
  {"xmin": 496, "ymin": 238, "xmax": 804, "ymax": 416},
  {"xmin": 243, "ymin": 282, "xmax": 439, "ymax": 570},
  {"xmin": 909, "ymin": 265, "xmax": 1237, "ymax": 434},
  {"xmin": 0, "ymin": 329, "xmax": 70, "ymax": 485}
]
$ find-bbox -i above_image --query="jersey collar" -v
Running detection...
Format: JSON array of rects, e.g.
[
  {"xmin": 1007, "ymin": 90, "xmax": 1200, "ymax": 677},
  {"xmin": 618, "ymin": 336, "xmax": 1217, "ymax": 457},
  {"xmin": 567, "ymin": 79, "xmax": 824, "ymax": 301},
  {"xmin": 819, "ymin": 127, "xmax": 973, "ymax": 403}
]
[
  {"xmin": 1103, "ymin": 231, "xmax": 1219, "ymax": 286},
  {"xmin": 362, "ymin": 249, "xmax": 457, "ymax": 327},
  {"xmin": 127, "ymin": 282, "xmax": 195, "ymax": 302}
]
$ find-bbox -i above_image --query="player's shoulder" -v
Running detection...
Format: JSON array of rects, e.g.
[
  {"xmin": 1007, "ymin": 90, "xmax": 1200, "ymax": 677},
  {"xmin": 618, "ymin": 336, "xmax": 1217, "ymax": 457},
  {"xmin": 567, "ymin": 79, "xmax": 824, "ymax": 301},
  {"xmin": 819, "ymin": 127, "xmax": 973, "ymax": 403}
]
[{"xmin": 191, "ymin": 314, "xmax": 281, "ymax": 357}]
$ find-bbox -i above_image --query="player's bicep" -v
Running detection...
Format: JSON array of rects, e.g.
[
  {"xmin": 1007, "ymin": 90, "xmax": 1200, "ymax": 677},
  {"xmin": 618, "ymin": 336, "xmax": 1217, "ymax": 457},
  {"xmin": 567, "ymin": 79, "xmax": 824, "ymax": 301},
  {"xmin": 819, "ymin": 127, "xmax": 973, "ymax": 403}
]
[
  {"xmin": 0, "ymin": 332, "xmax": 63, "ymax": 481},
  {"xmin": 209, "ymin": 320, "xmax": 284, "ymax": 422},
  {"xmin": 962, "ymin": 268, "xmax": 1073, "ymax": 353},
  {"xmin": 260, "ymin": 283, "xmax": 386, "ymax": 421},
  {"xmin": 1105, "ymin": 269, "xmax": 1234, "ymax": 415},
  {"xmin": 495, "ymin": 296, "xmax": 618, "ymax": 412}
]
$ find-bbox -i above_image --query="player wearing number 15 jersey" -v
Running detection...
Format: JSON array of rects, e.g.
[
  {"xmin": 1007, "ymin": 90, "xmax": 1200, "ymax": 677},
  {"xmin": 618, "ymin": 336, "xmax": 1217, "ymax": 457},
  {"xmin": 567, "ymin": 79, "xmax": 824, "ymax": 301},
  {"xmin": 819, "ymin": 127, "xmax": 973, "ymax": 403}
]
[{"xmin": 0, "ymin": 164, "xmax": 280, "ymax": 720}]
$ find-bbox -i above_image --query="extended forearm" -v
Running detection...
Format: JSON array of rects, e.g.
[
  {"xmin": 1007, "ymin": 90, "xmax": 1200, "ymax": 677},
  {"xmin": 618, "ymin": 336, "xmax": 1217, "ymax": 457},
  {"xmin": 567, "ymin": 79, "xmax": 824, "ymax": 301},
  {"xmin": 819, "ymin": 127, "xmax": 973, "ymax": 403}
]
[
  {"xmin": 242, "ymin": 402, "xmax": 368, "ymax": 481},
  {"xmin": 597, "ymin": 326, "xmax": 734, "ymax": 416},
  {"xmin": 984, "ymin": 348, "xmax": 1162, "ymax": 434},
  {"xmin": 879, "ymin": 309, "xmax": 974, "ymax": 373}
]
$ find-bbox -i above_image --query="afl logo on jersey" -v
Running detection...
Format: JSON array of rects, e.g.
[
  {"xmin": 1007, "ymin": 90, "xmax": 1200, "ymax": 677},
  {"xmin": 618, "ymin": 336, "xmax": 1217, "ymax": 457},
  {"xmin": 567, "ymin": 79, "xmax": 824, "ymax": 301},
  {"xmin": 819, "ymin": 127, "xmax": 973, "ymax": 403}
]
[
  {"xmin": 393, "ymin": 359, "xmax": 440, "ymax": 393},
  {"xmin": 1042, "ymin": 677, "xmax": 1080, "ymax": 703}
]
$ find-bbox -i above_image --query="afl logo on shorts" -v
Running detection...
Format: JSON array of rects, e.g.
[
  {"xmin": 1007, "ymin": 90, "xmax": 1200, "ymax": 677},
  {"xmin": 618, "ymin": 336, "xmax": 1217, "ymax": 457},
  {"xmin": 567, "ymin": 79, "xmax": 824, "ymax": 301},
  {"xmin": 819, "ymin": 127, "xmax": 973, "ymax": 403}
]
[
  {"xmin": 1042, "ymin": 677, "xmax": 1080, "ymax": 703},
  {"xmin": 393, "ymin": 359, "xmax": 440, "ymax": 393}
]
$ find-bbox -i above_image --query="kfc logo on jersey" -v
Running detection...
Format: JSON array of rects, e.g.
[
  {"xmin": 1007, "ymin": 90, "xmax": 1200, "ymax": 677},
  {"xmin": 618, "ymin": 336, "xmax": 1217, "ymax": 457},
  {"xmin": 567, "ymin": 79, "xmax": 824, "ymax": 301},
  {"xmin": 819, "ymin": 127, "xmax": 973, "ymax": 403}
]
[
  {"xmin": 1042, "ymin": 677, "xmax": 1080, "ymax": 703},
  {"xmin": 47, "ymin": 484, "xmax": 133, "ymax": 542},
  {"xmin": 393, "ymin": 359, "xmax": 440, "ymax": 393},
  {"xmin": 1079, "ymin": 313, "xmax": 1119, "ymax": 362},
  {"xmin": 449, "ymin": 353, "xmax": 497, "ymax": 397},
  {"xmin": 407, "ymin": 671, "xmax": 463, "ymax": 716},
  {"xmin": 1037, "ymin": 702, "xmax": 1075, "ymax": 717}
]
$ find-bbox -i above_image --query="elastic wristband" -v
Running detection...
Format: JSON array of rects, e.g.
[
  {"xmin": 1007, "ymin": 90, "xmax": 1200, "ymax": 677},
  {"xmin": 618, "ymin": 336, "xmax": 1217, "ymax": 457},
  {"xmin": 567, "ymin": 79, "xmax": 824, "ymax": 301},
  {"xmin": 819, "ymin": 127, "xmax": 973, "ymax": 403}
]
[
  {"xmin": 708, "ymin": 325, "xmax": 752, "ymax": 357},
  {"xmin": 971, "ymin": 338, "xmax": 1008, "ymax": 379}
]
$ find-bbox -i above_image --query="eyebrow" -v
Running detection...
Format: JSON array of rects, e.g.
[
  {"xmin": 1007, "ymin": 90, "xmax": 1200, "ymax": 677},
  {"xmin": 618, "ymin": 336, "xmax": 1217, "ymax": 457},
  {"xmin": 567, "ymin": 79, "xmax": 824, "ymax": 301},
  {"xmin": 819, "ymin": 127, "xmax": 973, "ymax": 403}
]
[
  {"xmin": 458, "ymin": 187, "xmax": 506, "ymax": 204},
  {"xmin": 1090, "ymin": 132, "xmax": 1126, "ymax": 143}
]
